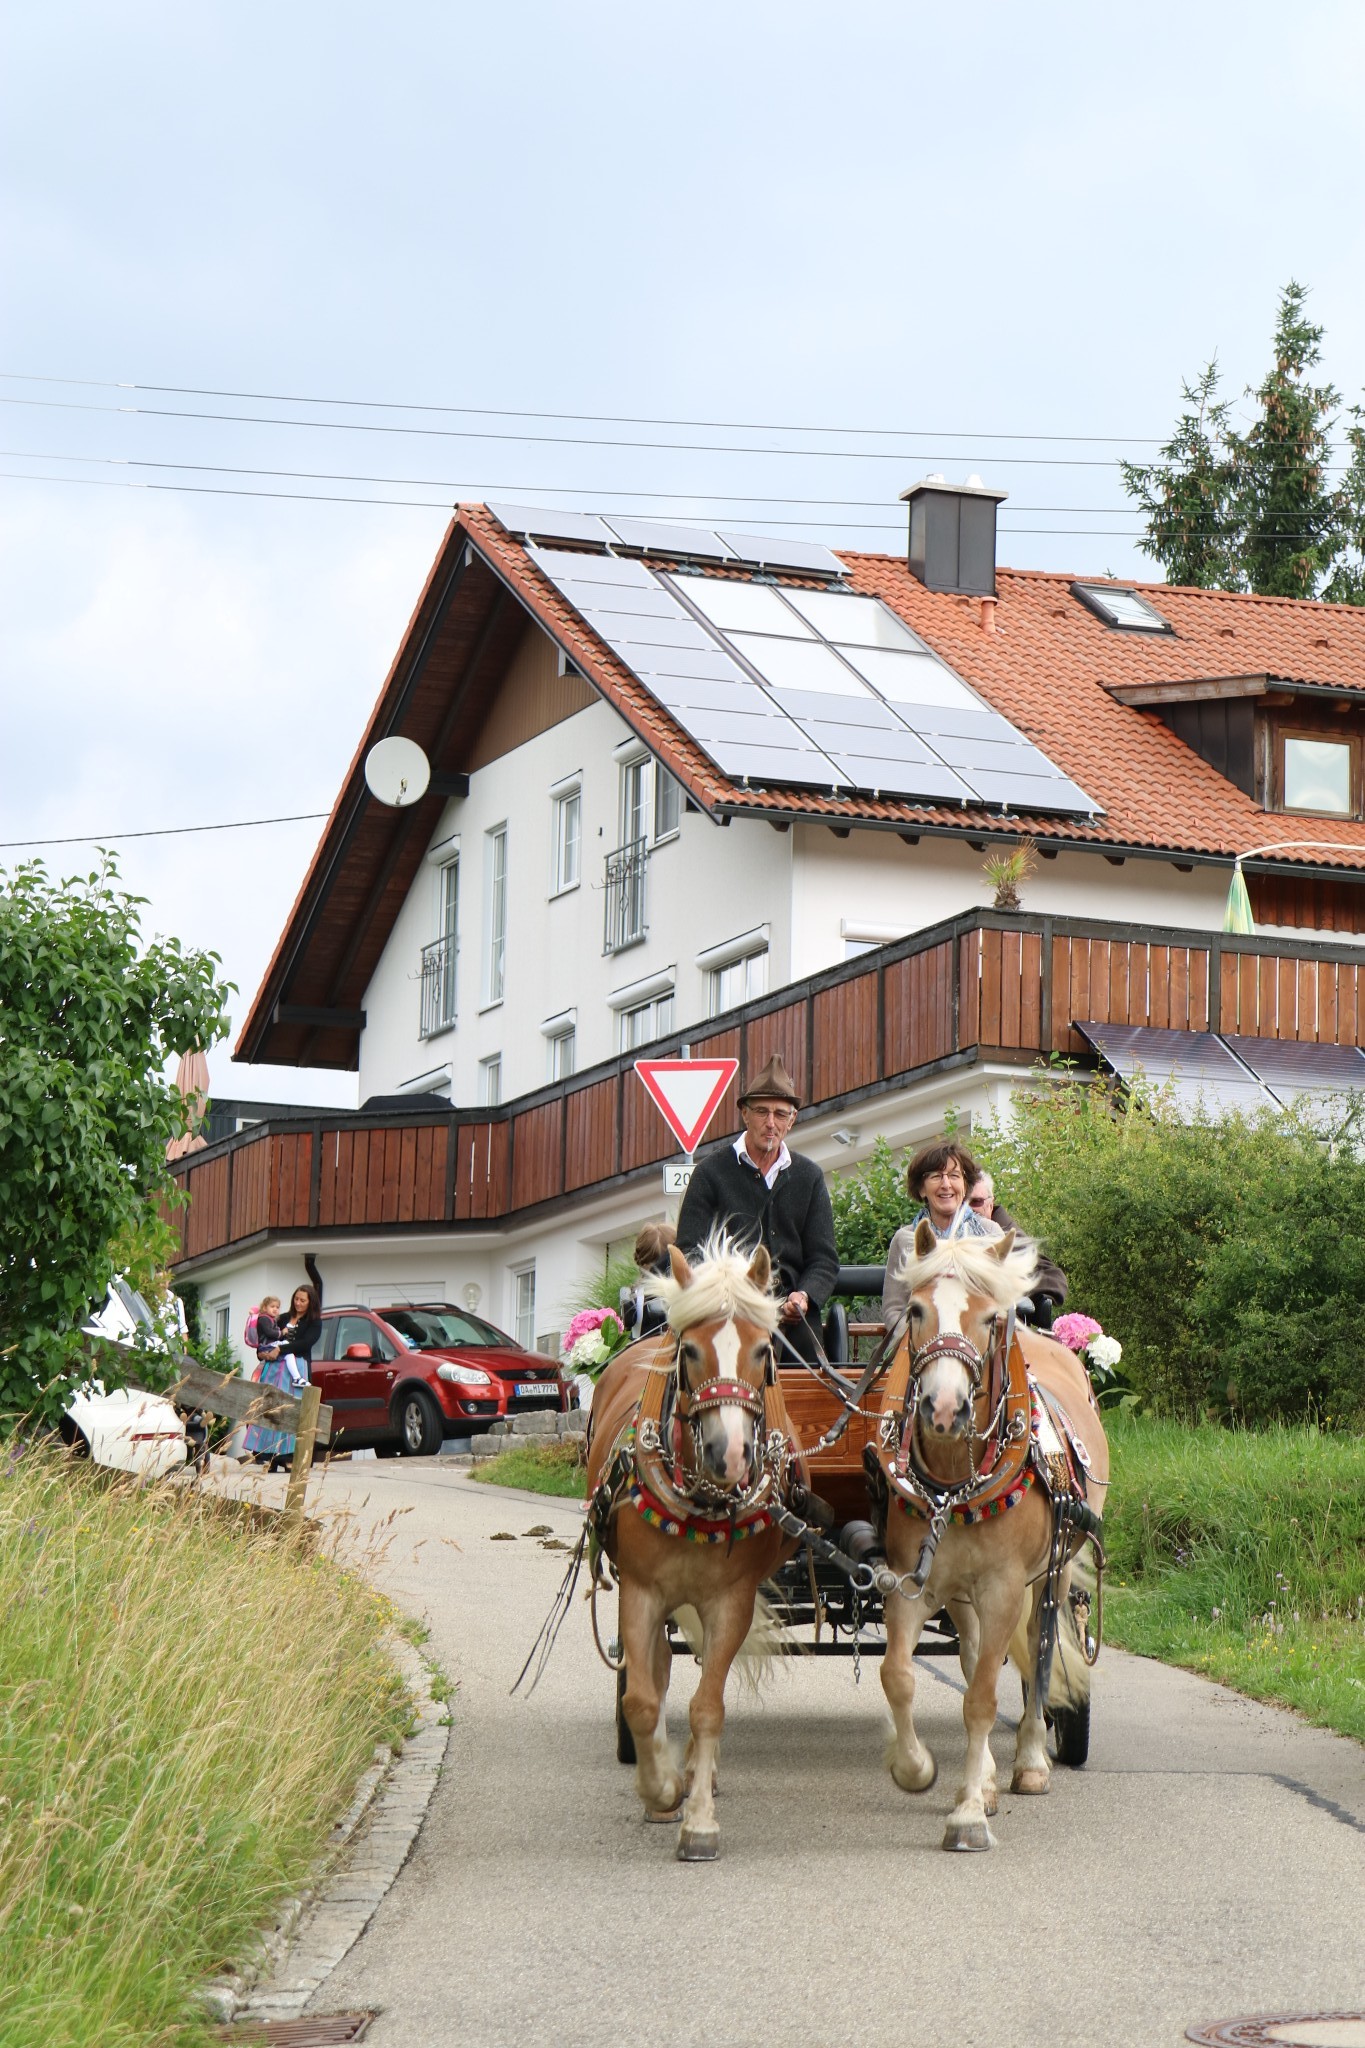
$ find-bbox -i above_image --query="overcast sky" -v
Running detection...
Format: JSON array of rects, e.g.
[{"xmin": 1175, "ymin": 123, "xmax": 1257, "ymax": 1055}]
[{"xmin": 5, "ymin": 0, "xmax": 1365, "ymax": 1107}]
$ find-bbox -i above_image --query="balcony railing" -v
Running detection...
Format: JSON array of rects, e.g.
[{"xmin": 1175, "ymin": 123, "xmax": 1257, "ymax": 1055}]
[
  {"xmin": 603, "ymin": 837, "xmax": 648, "ymax": 954},
  {"xmin": 419, "ymin": 932, "xmax": 458, "ymax": 1038}
]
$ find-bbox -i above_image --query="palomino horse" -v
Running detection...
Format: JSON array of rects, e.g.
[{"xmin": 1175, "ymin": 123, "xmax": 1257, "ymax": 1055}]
[
  {"xmin": 876, "ymin": 1222, "xmax": 1108, "ymax": 1850},
  {"xmin": 585, "ymin": 1239, "xmax": 799, "ymax": 1860}
]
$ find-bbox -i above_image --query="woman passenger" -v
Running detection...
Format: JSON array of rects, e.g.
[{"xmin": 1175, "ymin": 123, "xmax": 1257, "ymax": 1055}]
[{"xmin": 881, "ymin": 1138, "xmax": 999, "ymax": 1334}]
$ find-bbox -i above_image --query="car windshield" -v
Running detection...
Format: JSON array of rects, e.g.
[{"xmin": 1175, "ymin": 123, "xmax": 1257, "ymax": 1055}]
[{"xmin": 381, "ymin": 1306, "xmax": 515, "ymax": 1351}]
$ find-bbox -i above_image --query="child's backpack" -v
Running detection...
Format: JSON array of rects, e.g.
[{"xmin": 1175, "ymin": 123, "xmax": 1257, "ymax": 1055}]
[{"xmin": 243, "ymin": 1305, "xmax": 261, "ymax": 1348}]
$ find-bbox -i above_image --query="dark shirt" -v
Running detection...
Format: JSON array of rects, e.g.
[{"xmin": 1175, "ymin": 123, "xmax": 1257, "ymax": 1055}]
[
  {"xmin": 253, "ymin": 1312, "xmax": 281, "ymax": 1357},
  {"xmin": 276, "ymin": 1314, "xmax": 322, "ymax": 1366},
  {"xmin": 676, "ymin": 1144, "xmax": 839, "ymax": 1309}
]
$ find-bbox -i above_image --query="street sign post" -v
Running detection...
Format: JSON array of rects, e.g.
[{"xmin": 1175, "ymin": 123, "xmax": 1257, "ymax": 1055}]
[
  {"xmin": 634, "ymin": 1057, "xmax": 738, "ymax": 1157},
  {"xmin": 662, "ymin": 1160, "xmax": 694, "ymax": 1195}
]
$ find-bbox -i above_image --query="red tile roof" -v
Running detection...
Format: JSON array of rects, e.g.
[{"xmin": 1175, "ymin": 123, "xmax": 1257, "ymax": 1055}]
[{"xmin": 460, "ymin": 503, "xmax": 1365, "ymax": 872}]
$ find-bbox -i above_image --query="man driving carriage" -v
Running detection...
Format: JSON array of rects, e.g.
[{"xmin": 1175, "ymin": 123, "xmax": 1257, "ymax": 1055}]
[{"xmin": 675, "ymin": 1052, "xmax": 838, "ymax": 1365}]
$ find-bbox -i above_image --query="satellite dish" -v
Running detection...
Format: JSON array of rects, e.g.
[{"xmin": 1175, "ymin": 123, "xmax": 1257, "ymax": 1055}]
[{"xmin": 364, "ymin": 736, "xmax": 431, "ymax": 809}]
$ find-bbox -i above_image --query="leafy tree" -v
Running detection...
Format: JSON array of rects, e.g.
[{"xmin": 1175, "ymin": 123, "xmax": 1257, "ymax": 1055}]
[
  {"xmin": 1227, "ymin": 281, "xmax": 1342, "ymax": 599},
  {"xmin": 1123, "ymin": 282, "xmax": 1365, "ymax": 602},
  {"xmin": 0, "ymin": 860, "xmax": 230, "ymax": 1425},
  {"xmin": 828, "ymin": 1135, "xmax": 916, "ymax": 1265},
  {"xmin": 1118, "ymin": 361, "xmax": 1244, "ymax": 590}
]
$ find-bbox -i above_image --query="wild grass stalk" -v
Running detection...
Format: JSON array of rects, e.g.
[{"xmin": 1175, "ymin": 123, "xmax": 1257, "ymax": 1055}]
[{"xmin": 0, "ymin": 1450, "xmax": 408, "ymax": 2048}]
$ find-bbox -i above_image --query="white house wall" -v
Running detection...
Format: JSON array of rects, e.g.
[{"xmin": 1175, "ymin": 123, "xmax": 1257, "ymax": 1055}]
[{"xmin": 359, "ymin": 680, "xmax": 794, "ymax": 1104}]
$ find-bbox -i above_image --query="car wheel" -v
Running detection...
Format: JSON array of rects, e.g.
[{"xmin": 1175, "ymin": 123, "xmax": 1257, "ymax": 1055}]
[
  {"xmin": 66, "ymin": 1426, "xmax": 91, "ymax": 1461},
  {"xmin": 395, "ymin": 1388, "xmax": 443, "ymax": 1457},
  {"xmin": 375, "ymin": 1442, "xmax": 402, "ymax": 1459}
]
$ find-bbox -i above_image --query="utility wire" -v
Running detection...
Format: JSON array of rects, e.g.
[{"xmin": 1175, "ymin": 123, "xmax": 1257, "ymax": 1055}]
[
  {"xmin": 0, "ymin": 369, "xmax": 1171, "ymax": 444},
  {"xmin": 0, "ymin": 812, "xmax": 329, "ymax": 850}
]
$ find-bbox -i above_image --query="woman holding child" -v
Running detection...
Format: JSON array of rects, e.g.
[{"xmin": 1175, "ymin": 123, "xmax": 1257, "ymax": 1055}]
[{"xmin": 243, "ymin": 1284, "xmax": 322, "ymax": 1471}]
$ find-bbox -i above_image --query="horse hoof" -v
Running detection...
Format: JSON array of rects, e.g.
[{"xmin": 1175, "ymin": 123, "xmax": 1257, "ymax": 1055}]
[
  {"xmin": 677, "ymin": 1825, "xmax": 720, "ymax": 1861},
  {"xmin": 983, "ymin": 1787, "xmax": 999, "ymax": 1817},
  {"xmin": 890, "ymin": 1752, "xmax": 937, "ymax": 1794},
  {"xmin": 943, "ymin": 1821, "xmax": 996, "ymax": 1852},
  {"xmin": 1010, "ymin": 1768, "xmax": 1050, "ymax": 1796},
  {"xmin": 644, "ymin": 1803, "xmax": 682, "ymax": 1824}
]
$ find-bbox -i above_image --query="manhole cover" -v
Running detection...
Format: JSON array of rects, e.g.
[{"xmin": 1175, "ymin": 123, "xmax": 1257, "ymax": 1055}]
[
  {"xmin": 220, "ymin": 2015, "xmax": 376, "ymax": 2046},
  {"xmin": 1188, "ymin": 2017, "xmax": 1365, "ymax": 2047}
]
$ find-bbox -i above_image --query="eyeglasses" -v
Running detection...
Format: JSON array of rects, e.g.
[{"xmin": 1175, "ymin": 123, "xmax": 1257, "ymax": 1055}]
[{"xmin": 967, "ymin": 1193, "xmax": 992, "ymax": 1213}]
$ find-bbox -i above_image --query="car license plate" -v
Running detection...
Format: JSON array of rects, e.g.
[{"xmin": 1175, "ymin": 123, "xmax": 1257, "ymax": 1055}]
[{"xmin": 516, "ymin": 1381, "xmax": 549, "ymax": 1397}]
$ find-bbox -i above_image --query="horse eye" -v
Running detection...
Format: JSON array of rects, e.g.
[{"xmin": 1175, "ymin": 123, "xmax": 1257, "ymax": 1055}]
[
  {"xmin": 909, "ymin": 1302, "xmax": 924, "ymax": 1321},
  {"xmin": 681, "ymin": 1341, "xmax": 702, "ymax": 1364}
]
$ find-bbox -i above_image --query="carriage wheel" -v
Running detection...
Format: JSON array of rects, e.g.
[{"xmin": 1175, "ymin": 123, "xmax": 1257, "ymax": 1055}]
[
  {"xmin": 1048, "ymin": 1700, "xmax": 1090, "ymax": 1768},
  {"xmin": 615, "ymin": 1663, "xmax": 636, "ymax": 1765}
]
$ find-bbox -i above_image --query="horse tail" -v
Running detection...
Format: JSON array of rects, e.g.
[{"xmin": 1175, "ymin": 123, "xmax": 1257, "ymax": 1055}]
[
  {"xmin": 1047, "ymin": 1559, "xmax": 1093, "ymax": 1713},
  {"xmin": 670, "ymin": 1587, "xmax": 792, "ymax": 1697}
]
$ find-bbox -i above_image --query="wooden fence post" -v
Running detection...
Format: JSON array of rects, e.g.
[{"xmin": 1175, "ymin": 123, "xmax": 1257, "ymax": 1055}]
[{"xmin": 283, "ymin": 1383, "xmax": 322, "ymax": 1530}]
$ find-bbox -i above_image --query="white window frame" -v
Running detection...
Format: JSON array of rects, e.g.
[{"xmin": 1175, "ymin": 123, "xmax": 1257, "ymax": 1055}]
[
  {"xmin": 618, "ymin": 991, "xmax": 675, "ymax": 1052},
  {"xmin": 547, "ymin": 1026, "xmax": 576, "ymax": 1081},
  {"xmin": 653, "ymin": 762, "xmax": 681, "ymax": 843},
  {"xmin": 478, "ymin": 1053, "xmax": 502, "ymax": 1107},
  {"xmin": 697, "ymin": 925, "xmax": 770, "ymax": 1017},
  {"xmin": 206, "ymin": 1296, "xmax": 230, "ymax": 1350},
  {"xmin": 551, "ymin": 782, "xmax": 582, "ymax": 896},
  {"xmin": 619, "ymin": 753, "xmax": 649, "ymax": 849},
  {"xmin": 511, "ymin": 1264, "xmax": 536, "ymax": 1351},
  {"xmin": 708, "ymin": 949, "xmax": 768, "ymax": 1016},
  {"xmin": 482, "ymin": 823, "xmax": 507, "ymax": 1008}
]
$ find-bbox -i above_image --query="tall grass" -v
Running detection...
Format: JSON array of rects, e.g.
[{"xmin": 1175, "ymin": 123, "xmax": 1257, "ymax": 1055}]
[
  {"xmin": 469, "ymin": 1440, "xmax": 587, "ymax": 1498},
  {"xmin": 0, "ymin": 1451, "xmax": 409, "ymax": 2048},
  {"xmin": 1103, "ymin": 1412, "xmax": 1365, "ymax": 1740}
]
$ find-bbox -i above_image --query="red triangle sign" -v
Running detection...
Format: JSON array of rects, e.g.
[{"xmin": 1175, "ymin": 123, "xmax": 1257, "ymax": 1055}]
[{"xmin": 634, "ymin": 1058, "xmax": 739, "ymax": 1156}]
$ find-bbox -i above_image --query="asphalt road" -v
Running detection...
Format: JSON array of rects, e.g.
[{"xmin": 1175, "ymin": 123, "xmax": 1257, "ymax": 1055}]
[{"xmin": 277, "ymin": 1457, "xmax": 1364, "ymax": 2048}]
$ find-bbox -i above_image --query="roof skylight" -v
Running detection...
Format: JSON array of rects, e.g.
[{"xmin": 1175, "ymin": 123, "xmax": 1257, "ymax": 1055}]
[{"xmin": 1072, "ymin": 583, "xmax": 1172, "ymax": 633}]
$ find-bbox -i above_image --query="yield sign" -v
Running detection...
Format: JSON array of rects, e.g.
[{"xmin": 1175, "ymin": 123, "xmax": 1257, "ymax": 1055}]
[{"xmin": 634, "ymin": 1057, "xmax": 739, "ymax": 1156}]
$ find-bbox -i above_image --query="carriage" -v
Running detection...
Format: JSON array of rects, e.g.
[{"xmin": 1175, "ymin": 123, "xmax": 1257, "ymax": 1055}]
[{"xmin": 612, "ymin": 1262, "xmax": 1093, "ymax": 1771}]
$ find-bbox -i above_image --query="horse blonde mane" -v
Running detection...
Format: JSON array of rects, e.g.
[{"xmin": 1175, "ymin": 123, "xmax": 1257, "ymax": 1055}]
[
  {"xmin": 900, "ymin": 1230, "xmax": 1039, "ymax": 1311},
  {"xmin": 656, "ymin": 1233, "xmax": 780, "ymax": 1336}
]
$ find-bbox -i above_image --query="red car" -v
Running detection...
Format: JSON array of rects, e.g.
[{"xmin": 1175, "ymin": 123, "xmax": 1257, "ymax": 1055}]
[{"xmin": 313, "ymin": 1302, "xmax": 572, "ymax": 1457}]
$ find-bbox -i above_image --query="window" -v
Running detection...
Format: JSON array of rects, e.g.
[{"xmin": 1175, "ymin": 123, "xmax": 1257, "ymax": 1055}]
[
  {"xmin": 620, "ymin": 755, "xmax": 648, "ymax": 846},
  {"xmin": 478, "ymin": 1054, "xmax": 502, "ymax": 1106},
  {"xmin": 332, "ymin": 1312, "xmax": 396, "ymax": 1362},
  {"xmin": 483, "ymin": 825, "xmax": 507, "ymax": 1006},
  {"xmin": 207, "ymin": 1297, "xmax": 230, "ymax": 1349},
  {"xmin": 709, "ymin": 946, "xmax": 768, "ymax": 1015},
  {"xmin": 1071, "ymin": 582, "xmax": 1172, "ymax": 633},
  {"xmin": 552, "ymin": 786, "xmax": 581, "ymax": 894},
  {"xmin": 512, "ymin": 1266, "xmax": 536, "ymax": 1351},
  {"xmin": 421, "ymin": 857, "xmax": 459, "ymax": 1037},
  {"xmin": 1279, "ymin": 733, "xmax": 1356, "ymax": 817},
  {"xmin": 619, "ymin": 992, "xmax": 675, "ymax": 1051},
  {"xmin": 653, "ymin": 764, "xmax": 681, "ymax": 841},
  {"xmin": 547, "ymin": 1026, "xmax": 576, "ymax": 1081}
]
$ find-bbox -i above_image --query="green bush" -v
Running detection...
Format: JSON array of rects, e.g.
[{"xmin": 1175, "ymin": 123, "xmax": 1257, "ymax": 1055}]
[
  {"xmin": 971, "ymin": 1066, "xmax": 1365, "ymax": 1425},
  {"xmin": 828, "ymin": 1134, "xmax": 916, "ymax": 1266}
]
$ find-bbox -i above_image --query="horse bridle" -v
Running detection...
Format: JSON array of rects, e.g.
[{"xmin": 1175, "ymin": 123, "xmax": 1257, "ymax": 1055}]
[{"xmin": 640, "ymin": 1328, "xmax": 784, "ymax": 1517}]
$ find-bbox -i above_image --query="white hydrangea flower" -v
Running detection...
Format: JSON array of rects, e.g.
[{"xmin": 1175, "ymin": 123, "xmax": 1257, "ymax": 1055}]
[{"xmin": 1085, "ymin": 1333, "xmax": 1123, "ymax": 1375}]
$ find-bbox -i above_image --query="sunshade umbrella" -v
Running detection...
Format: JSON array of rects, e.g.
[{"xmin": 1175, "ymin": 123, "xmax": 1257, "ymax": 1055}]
[
  {"xmin": 166, "ymin": 1047, "xmax": 211, "ymax": 1161},
  {"xmin": 1222, "ymin": 861, "xmax": 1255, "ymax": 936}
]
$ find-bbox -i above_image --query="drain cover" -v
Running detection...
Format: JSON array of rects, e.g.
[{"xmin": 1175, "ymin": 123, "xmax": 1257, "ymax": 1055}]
[
  {"xmin": 220, "ymin": 2016, "xmax": 376, "ymax": 2046},
  {"xmin": 1187, "ymin": 2017, "xmax": 1365, "ymax": 2046}
]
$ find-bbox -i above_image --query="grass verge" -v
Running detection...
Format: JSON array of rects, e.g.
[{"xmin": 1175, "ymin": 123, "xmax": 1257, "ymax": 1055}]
[
  {"xmin": 1102, "ymin": 1410, "xmax": 1365, "ymax": 1742},
  {"xmin": 0, "ymin": 1448, "xmax": 410, "ymax": 2048},
  {"xmin": 468, "ymin": 1440, "xmax": 587, "ymax": 1498}
]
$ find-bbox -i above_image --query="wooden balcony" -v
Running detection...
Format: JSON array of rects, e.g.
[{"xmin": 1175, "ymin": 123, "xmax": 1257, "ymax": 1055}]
[{"xmin": 170, "ymin": 907, "xmax": 1365, "ymax": 1272}]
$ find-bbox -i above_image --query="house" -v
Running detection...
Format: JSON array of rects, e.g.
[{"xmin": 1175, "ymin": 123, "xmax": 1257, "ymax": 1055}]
[{"xmin": 172, "ymin": 482, "xmax": 1365, "ymax": 1364}]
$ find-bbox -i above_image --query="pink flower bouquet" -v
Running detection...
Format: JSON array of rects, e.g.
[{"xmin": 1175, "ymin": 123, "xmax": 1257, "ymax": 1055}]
[
  {"xmin": 562, "ymin": 1306, "xmax": 628, "ymax": 1377},
  {"xmin": 1052, "ymin": 1310, "xmax": 1122, "ymax": 1383}
]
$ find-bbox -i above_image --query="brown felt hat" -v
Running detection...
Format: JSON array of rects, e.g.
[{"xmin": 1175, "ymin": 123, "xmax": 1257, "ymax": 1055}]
[{"xmin": 737, "ymin": 1052, "xmax": 800, "ymax": 1110}]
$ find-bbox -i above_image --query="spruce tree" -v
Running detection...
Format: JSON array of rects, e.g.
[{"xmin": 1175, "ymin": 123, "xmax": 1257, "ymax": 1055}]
[
  {"xmin": 1227, "ymin": 281, "xmax": 1341, "ymax": 599},
  {"xmin": 1120, "ymin": 361, "xmax": 1243, "ymax": 589}
]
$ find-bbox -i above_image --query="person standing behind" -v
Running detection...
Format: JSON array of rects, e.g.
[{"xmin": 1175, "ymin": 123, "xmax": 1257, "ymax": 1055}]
[{"xmin": 675, "ymin": 1053, "xmax": 838, "ymax": 1364}]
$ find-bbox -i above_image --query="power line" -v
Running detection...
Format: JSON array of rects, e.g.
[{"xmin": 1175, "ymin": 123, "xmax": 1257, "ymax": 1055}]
[
  {"xmin": 0, "ymin": 369, "xmax": 1171, "ymax": 445},
  {"xmin": 0, "ymin": 811, "xmax": 329, "ymax": 850}
]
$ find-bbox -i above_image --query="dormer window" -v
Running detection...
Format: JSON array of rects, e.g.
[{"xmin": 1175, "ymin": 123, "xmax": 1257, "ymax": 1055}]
[
  {"xmin": 1278, "ymin": 731, "xmax": 1357, "ymax": 817},
  {"xmin": 1072, "ymin": 583, "xmax": 1172, "ymax": 633}
]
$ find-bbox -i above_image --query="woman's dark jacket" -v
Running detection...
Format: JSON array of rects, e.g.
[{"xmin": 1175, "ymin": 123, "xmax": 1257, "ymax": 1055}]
[
  {"xmin": 276, "ymin": 1315, "xmax": 322, "ymax": 1366},
  {"xmin": 991, "ymin": 1204, "xmax": 1068, "ymax": 1302},
  {"xmin": 676, "ymin": 1146, "xmax": 839, "ymax": 1308}
]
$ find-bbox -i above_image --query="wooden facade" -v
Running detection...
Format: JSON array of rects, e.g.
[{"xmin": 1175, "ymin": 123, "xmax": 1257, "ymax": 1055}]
[{"xmin": 171, "ymin": 909, "xmax": 1365, "ymax": 1273}]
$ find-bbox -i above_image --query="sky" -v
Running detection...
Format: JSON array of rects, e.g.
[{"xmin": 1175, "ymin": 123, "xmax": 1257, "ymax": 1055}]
[{"xmin": 5, "ymin": 0, "xmax": 1365, "ymax": 1108}]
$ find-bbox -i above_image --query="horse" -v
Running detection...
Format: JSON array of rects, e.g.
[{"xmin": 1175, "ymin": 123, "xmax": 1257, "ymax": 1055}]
[
  {"xmin": 584, "ymin": 1238, "xmax": 800, "ymax": 1861},
  {"xmin": 875, "ymin": 1220, "xmax": 1108, "ymax": 1851}
]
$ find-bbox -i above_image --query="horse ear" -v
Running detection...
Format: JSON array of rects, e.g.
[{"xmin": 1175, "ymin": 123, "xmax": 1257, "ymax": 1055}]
[
  {"xmin": 913, "ymin": 1217, "xmax": 937, "ymax": 1259},
  {"xmin": 668, "ymin": 1244, "xmax": 693, "ymax": 1289},
  {"xmin": 746, "ymin": 1244, "xmax": 772, "ymax": 1293},
  {"xmin": 990, "ymin": 1229, "xmax": 1017, "ymax": 1262}
]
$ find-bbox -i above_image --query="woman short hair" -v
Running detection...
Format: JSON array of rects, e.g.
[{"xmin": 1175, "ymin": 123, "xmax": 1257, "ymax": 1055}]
[{"xmin": 905, "ymin": 1138, "xmax": 983, "ymax": 1205}]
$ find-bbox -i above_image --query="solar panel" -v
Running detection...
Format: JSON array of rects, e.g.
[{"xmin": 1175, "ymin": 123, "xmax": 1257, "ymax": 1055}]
[
  {"xmin": 1075, "ymin": 1023, "xmax": 1272, "ymax": 1115},
  {"xmin": 530, "ymin": 547, "xmax": 654, "ymax": 588},
  {"xmin": 715, "ymin": 530, "xmax": 847, "ymax": 578},
  {"xmin": 489, "ymin": 502, "xmax": 613, "ymax": 548},
  {"xmin": 1223, "ymin": 1035, "xmax": 1365, "ymax": 1099},
  {"xmin": 840, "ymin": 646, "xmax": 981, "ymax": 709},
  {"xmin": 601, "ymin": 516, "xmax": 736, "ymax": 561},
  {"xmin": 782, "ymin": 588, "xmax": 929, "ymax": 650},
  {"xmin": 677, "ymin": 580, "xmax": 817, "ymax": 637}
]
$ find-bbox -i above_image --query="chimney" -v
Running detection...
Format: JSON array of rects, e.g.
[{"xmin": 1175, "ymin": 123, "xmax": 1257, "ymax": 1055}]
[{"xmin": 900, "ymin": 474, "xmax": 1008, "ymax": 596}]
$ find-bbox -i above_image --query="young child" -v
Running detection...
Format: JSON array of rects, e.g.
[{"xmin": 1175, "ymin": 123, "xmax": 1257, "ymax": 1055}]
[{"xmin": 253, "ymin": 1295, "xmax": 283, "ymax": 1367}]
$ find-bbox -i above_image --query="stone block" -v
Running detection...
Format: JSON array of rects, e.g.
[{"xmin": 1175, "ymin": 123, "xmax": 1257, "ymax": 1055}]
[{"xmin": 510, "ymin": 1410, "xmax": 557, "ymax": 1436}]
